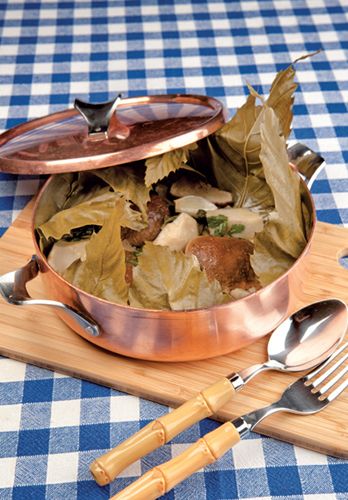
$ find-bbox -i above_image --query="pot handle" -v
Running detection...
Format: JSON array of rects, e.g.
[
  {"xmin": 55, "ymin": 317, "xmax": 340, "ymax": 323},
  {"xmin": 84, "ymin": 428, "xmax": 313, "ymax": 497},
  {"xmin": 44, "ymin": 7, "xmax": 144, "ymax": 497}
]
[
  {"xmin": 0, "ymin": 255, "xmax": 100, "ymax": 337},
  {"xmin": 287, "ymin": 142, "xmax": 326, "ymax": 189}
]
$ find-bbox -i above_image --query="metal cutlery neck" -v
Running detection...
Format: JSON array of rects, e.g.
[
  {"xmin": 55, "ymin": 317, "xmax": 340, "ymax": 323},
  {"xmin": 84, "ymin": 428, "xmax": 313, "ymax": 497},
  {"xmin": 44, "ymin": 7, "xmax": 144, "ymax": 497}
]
[
  {"xmin": 232, "ymin": 402, "xmax": 283, "ymax": 437},
  {"xmin": 228, "ymin": 359, "xmax": 282, "ymax": 390},
  {"xmin": 232, "ymin": 401, "xmax": 282, "ymax": 438}
]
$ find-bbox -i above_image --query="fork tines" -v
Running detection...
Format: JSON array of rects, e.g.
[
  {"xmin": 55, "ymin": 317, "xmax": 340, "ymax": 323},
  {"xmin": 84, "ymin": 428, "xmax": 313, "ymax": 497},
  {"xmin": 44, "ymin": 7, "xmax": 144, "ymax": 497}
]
[{"xmin": 304, "ymin": 341, "xmax": 348, "ymax": 402}]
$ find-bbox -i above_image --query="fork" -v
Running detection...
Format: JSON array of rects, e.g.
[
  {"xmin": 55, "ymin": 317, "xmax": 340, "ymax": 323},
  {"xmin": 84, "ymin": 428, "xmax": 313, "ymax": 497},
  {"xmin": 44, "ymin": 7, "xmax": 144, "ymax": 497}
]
[{"xmin": 111, "ymin": 341, "xmax": 348, "ymax": 500}]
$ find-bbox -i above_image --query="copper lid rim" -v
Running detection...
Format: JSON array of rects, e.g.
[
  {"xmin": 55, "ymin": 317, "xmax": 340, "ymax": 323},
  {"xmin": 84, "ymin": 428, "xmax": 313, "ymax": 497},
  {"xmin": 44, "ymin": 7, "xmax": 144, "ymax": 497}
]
[
  {"xmin": 0, "ymin": 93, "xmax": 226, "ymax": 175},
  {"xmin": 0, "ymin": 122, "xmax": 225, "ymax": 175}
]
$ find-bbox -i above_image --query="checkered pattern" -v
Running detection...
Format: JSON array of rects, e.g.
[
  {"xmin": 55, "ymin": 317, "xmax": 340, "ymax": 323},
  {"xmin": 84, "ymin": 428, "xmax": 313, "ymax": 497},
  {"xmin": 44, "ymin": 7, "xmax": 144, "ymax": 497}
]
[
  {"xmin": 1, "ymin": 359, "xmax": 348, "ymax": 500},
  {"xmin": 0, "ymin": 0, "xmax": 348, "ymax": 499}
]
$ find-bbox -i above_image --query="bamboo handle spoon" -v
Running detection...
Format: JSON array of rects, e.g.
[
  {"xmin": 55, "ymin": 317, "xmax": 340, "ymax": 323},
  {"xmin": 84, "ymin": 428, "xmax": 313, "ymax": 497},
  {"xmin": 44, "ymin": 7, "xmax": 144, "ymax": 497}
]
[
  {"xmin": 90, "ymin": 299, "xmax": 347, "ymax": 486},
  {"xmin": 111, "ymin": 340, "xmax": 348, "ymax": 499}
]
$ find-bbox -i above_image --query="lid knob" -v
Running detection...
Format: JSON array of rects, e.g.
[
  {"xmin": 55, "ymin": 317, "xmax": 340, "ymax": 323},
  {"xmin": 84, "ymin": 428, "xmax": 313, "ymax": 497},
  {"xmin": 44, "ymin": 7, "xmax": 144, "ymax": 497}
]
[{"xmin": 74, "ymin": 94, "xmax": 130, "ymax": 141}]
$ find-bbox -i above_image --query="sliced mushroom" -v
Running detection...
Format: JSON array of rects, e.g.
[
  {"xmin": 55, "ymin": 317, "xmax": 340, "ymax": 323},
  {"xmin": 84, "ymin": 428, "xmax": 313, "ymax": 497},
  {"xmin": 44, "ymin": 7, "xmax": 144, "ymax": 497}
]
[
  {"xmin": 207, "ymin": 208, "xmax": 263, "ymax": 239},
  {"xmin": 170, "ymin": 176, "xmax": 233, "ymax": 205},
  {"xmin": 153, "ymin": 213, "xmax": 199, "ymax": 252},
  {"xmin": 174, "ymin": 195, "xmax": 217, "ymax": 217}
]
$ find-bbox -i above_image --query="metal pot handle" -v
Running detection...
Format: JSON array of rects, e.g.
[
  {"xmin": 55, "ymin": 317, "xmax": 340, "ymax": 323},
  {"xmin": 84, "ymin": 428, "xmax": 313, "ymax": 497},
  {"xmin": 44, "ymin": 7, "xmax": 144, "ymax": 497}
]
[
  {"xmin": 287, "ymin": 142, "xmax": 326, "ymax": 190},
  {"xmin": 0, "ymin": 256, "xmax": 100, "ymax": 337}
]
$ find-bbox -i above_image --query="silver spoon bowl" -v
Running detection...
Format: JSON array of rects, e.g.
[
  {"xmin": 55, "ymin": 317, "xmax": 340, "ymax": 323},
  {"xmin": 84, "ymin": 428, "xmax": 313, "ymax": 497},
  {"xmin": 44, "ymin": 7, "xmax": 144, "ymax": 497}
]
[{"xmin": 231, "ymin": 299, "xmax": 348, "ymax": 387}]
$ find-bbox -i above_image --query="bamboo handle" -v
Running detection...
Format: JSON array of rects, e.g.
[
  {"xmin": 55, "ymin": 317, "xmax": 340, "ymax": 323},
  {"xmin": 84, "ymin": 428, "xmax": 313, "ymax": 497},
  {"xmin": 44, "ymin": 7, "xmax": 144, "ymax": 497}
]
[
  {"xmin": 90, "ymin": 377, "xmax": 234, "ymax": 486},
  {"xmin": 110, "ymin": 421, "xmax": 240, "ymax": 500}
]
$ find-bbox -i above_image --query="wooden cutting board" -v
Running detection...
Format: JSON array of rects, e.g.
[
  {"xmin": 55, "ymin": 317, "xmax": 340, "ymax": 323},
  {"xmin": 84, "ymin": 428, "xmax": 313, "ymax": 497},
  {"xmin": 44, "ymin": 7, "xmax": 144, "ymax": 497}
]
[{"xmin": 0, "ymin": 200, "xmax": 348, "ymax": 458}]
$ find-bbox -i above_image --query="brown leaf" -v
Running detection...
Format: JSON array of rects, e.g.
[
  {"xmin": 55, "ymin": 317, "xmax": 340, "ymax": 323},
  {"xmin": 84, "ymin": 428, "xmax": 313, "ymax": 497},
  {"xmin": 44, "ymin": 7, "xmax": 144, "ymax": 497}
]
[
  {"xmin": 213, "ymin": 64, "xmax": 297, "ymax": 207},
  {"xmin": 34, "ymin": 173, "xmax": 75, "ymax": 228},
  {"xmin": 37, "ymin": 187, "xmax": 119, "ymax": 241},
  {"xmin": 144, "ymin": 144, "xmax": 198, "ymax": 187},
  {"xmin": 267, "ymin": 64, "xmax": 297, "ymax": 139},
  {"xmin": 128, "ymin": 242, "xmax": 226, "ymax": 310},
  {"xmin": 63, "ymin": 198, "xmax": 128, "ymax": 304},
  {"xmin": 206, "ymin": 137, "xmax": 274, "ymax": 212},
  {"xmin": 37, "ymin": 185, "xmax": 145, "ymax": 243},
  {"xmin": 91, "ymin": 164, "xmax": 150, "ymax": 219},
  {"xmin": 251, "ymin": 107, "xmax": 307, "ymax": 285}
]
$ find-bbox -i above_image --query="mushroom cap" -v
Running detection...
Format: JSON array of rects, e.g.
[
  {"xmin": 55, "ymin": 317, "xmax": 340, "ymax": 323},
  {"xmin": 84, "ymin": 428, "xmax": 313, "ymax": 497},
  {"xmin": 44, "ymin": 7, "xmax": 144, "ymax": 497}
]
[{"xmin": 185, "ymin": 235, "xmax": 259, "ymax": 292}]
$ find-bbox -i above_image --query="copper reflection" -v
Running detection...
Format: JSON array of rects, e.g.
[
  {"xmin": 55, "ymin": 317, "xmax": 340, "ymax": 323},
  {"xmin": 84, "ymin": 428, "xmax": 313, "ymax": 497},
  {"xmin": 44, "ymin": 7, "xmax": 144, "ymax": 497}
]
[{"xmin": 0, "ymin": 94, "xmax": 226, "ymax": 175}]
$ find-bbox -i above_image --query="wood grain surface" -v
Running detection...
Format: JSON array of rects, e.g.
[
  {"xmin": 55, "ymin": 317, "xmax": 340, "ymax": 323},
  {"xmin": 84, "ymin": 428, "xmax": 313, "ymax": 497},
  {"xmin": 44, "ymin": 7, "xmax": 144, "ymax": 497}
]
[{"xmin": 0, "ymin": 200, "xmax": 347, "ymax": 457}]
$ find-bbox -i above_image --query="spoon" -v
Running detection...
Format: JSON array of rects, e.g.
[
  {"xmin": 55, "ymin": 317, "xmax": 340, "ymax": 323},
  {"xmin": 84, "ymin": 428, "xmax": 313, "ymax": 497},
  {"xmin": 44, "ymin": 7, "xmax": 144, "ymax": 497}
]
[{"xmin": 90, "ymin": 299, "xmax": 348, "ymax": 486}]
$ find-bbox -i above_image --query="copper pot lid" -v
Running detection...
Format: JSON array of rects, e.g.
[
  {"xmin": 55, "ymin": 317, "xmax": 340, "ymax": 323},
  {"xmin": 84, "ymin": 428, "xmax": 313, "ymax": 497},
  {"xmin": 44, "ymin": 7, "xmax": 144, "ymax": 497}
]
[{"xmin": 0, "ymin": 94, "xmax": 226, "ymax": 175}]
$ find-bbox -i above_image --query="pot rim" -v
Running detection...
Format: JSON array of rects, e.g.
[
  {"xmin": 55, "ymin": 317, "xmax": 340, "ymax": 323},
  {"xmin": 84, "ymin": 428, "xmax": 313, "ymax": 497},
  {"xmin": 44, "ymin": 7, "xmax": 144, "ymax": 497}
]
[{"xmin": 32, "ymin": 172, "xmax": 317, "ymax": 316}]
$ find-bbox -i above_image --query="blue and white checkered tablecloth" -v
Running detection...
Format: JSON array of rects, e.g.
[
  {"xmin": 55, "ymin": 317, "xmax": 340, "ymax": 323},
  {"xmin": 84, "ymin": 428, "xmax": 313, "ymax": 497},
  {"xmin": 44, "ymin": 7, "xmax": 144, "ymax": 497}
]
[{"xmin": 0, "ymin": 1, "xmax": 348, "ymax": 499}]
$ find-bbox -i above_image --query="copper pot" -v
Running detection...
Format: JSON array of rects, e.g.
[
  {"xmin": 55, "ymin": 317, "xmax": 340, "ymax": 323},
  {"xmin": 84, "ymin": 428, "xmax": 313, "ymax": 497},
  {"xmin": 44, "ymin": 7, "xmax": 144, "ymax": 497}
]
[{"xmin": 0, "ymin": 94, "xmax": 324, "ymax": 361}]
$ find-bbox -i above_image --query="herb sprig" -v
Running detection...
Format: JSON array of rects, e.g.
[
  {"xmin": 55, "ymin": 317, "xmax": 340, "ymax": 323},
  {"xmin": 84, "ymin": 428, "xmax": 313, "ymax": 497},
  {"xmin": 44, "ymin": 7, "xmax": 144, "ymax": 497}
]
[{"xmin": 207, "ymin": 215, "xmax": 245, "ymax": 237}]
